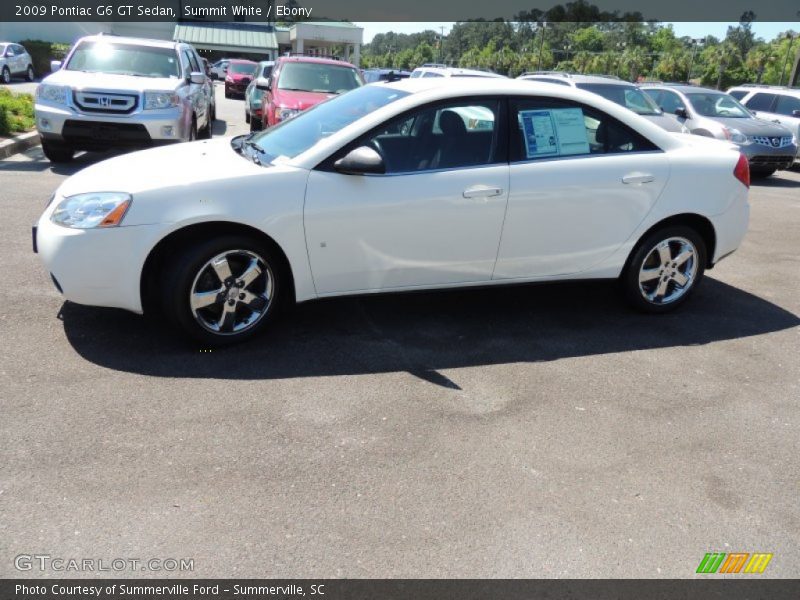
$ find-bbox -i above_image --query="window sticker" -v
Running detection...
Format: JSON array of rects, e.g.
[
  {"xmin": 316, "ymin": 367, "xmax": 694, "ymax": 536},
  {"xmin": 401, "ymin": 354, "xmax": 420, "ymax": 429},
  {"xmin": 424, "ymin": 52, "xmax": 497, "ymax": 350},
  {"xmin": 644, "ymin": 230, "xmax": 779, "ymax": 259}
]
[{"xmin": 519, "ymin": 108, "xmax": 591, "ymax": 158}]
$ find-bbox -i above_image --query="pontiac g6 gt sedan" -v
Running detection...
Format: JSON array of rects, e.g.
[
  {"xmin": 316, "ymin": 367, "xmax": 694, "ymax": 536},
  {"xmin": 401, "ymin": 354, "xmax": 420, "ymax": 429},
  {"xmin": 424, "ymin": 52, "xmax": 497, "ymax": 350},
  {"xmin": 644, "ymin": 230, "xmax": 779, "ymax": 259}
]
[{"xmin": 34, "ymin": 78, "xmax": 751, "ymax": 345}]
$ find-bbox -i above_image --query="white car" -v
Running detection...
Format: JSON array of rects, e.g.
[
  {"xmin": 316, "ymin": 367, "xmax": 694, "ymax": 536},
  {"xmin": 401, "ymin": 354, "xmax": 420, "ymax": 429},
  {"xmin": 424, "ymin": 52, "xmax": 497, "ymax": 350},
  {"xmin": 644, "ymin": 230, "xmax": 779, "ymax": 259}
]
[
  {"xmin": 34, "ymin": 78, "xmax": 750, "ymax": 344},
  {"xmin": 0, "ymin": 42, "xmax": 35, "ymax": 83},
  {"xmin": 409, "ymin": 66, "xmax": 506, "ymax": 78}
]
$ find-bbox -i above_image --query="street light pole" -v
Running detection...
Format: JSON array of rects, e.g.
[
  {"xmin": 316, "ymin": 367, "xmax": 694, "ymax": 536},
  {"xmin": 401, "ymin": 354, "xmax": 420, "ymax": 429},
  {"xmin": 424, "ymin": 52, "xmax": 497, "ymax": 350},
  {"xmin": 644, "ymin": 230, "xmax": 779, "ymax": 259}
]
[
  {"xmin": 687, "ymin": 38, "xmax": 703, "ymax": 83},
  {"xmin": 779, "ymin": 32, "xmax": 797, "ymax": 86}
]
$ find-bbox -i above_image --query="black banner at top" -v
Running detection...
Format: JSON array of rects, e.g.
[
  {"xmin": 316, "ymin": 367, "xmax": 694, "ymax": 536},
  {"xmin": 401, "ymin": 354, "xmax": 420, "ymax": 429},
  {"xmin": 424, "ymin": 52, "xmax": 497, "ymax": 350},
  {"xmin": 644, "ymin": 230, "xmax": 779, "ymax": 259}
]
[{"xmin": 1, "ymin": 0, "xmax": 800, "ymax": 22}]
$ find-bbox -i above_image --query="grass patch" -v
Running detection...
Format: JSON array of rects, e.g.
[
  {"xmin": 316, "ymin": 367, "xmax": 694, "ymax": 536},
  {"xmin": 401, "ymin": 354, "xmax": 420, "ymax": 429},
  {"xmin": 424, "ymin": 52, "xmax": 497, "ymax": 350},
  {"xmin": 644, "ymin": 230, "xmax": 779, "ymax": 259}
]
[{"xmin": 0, "ymin": 88, "xmax": 35, "ymax": 136}]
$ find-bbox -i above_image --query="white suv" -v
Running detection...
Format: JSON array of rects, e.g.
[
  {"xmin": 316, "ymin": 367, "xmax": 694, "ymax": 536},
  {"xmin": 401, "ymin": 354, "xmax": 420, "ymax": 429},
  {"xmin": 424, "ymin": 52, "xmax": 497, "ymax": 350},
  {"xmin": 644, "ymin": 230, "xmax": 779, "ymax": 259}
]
[
  {"xmin": 0, "ymin": 42, "xmax": 35, "ymax": 83},
  {"xmin": 727, "ymin": 85, "xmax": 800, "ymax": 161},
  {"xmin": 35, "ymin": 35, "xmax": 214, "ymax": 162},
  {"xmin": 409, "ymin": 65, "xmax": 506, "ymax": 79}
]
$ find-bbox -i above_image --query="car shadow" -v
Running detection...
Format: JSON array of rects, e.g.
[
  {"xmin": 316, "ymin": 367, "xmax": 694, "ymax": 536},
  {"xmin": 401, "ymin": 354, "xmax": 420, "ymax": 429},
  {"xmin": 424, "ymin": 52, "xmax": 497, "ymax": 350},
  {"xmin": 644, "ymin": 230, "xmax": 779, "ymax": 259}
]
[
  {"xmin": 212, "ymin": 119, "xmax": 228, "ymax": 136},
  {"xmin": 60, "ymin": 277, "xmax": 799, "ymax": 385},
  {"xmin": 0, "ymin": 147, "xmax": 107, "ymax": 175},
  {"xmin": 752, "ymin": 174, "xmax": 800, "ymax": 188}
]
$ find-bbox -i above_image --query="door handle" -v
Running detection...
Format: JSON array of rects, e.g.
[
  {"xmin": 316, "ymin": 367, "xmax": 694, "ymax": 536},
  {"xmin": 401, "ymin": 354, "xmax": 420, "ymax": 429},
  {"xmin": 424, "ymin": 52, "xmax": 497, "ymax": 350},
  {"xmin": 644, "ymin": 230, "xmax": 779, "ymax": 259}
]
[
  {"xmin": 622, "ymin": 173, "xmax": 655, "ymax": 185},
  {"xmin": 463, "ymin": 185, "xmax": 504, "ymax": 198},
  {"xmin": 772, "ymin": 119, "xmax": 782, "ymax": 124}
]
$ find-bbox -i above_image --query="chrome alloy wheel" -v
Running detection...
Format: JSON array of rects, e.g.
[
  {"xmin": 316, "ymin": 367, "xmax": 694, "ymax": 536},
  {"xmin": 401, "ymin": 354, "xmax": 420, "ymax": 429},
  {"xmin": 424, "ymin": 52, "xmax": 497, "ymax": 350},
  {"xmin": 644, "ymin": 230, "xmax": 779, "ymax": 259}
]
[
  {"xmin": 637, "ymin": 236, "xmax": 698, "ymax": 305},
  {"xmin": 189, "ymin": 250, "xmax": 273, "ymax": 335}
]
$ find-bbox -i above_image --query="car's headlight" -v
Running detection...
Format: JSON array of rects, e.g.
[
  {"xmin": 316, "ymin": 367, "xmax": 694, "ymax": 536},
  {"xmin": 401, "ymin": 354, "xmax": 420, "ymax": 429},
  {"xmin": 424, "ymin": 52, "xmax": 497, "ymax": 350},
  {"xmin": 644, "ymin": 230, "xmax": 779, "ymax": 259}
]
[
  {"xmin": 276, "ymin": 107, "xmax": 300, "ymax": 121},
  {"xmin": 51, "ymin": 192, "xmax": 131, "ymax": 229},
  {"xmin": 144, "ymin": 91, "xmax": 180, "ymax": 110},
  {"xmin": 36, "ymin": 84, "xmax": 69, "ymax": 105},
  {"xmin": 723, "ymin": 127, "xmax": 749, "ymax": 145}
]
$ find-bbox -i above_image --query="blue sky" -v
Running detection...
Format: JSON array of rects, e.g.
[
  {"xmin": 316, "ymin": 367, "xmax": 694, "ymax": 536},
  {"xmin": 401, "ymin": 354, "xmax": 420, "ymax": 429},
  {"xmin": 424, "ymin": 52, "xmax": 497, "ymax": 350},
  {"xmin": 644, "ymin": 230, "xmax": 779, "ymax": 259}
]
[{"xmin": 355, "ymin": 21, "xmax": 800, "ymax": 44}]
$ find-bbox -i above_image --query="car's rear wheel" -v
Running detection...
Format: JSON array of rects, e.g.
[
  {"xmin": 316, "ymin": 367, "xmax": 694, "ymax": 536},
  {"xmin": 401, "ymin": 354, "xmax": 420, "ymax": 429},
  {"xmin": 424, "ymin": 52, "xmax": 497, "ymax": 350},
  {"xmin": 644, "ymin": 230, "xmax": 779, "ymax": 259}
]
[
  {"xmin": 187, "ymin": 118, "xmax": 197, "ymax": 142},
  {"xmin": 161, "ymin": 235, "xmax": 285, "ymax": 345},
  {"xmin": 245, "ymin": 110, "xmax": 250, "ymax": 124},
  {"xmin": 751, "ymin": 167, "xmax": 776, "ymax": 179},
  {"xmin": 1, "ymin": 67, "xmax": 10, "ymax": 84},
  {"xmin": 249, "ymin": 119, "xmax": 261, "ymax": 132},
  {"xmin": 622, "ymin": 225, "xmax": 706, "ymax": 313},
  {"xmin": 41, "ymin": 138, "xmax": 75, "ymax": 163},
  {"xmin": 25, "ymin": 65, "xmax": 35, "ymax": 81}
]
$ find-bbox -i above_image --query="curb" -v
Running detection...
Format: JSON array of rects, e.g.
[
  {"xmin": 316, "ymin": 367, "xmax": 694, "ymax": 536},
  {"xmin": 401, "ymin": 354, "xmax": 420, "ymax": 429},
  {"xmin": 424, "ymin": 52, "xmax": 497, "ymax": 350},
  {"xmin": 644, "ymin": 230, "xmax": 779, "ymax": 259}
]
[{"xmin": 0, "ymin": 131, "xmax": 40, "ymax": 159}]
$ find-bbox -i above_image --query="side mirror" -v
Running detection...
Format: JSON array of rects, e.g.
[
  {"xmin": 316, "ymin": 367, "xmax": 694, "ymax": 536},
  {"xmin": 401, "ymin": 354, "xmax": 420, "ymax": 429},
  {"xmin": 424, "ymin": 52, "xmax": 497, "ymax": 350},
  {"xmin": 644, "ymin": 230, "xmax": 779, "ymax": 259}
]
[
  {"xmin": 189, "ymin": 71, "xmax": 206, "ymax": 85},
  {"xmin": 333, "ymin": 146, "xmax": 385, "ymax": 175},
  {"xmin": 792, "ymin": 110, "xmax": 800, "ymax": 118},
  {"xmin": 674, "ymin": 107, "xmax": 688, "ymax": 119},
  {"xmin": 50, "ymin": 60, "xmax": 62, "ymax": 72}
]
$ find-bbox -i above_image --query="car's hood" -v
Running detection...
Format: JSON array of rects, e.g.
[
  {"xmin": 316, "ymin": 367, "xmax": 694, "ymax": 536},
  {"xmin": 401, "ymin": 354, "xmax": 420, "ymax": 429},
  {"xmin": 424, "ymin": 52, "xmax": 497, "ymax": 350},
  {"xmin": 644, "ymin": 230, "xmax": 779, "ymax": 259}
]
[
  {"xmin": 712, "ymin": 116, "xmax": 792, "ymax": 136},
  {"xmin": 670, "ymin": 132, "xmax": 737, "ymax": 152},
  {"xmin": 273, "ymin": 89, "xmax": 337, "ymax": 110},
  {"xmin": 42, "ymin": 70, "xmax": 183, "ymax": 93},
  {"xmin": 642, "ymin": 113, "xmax": 685, "ymax": 133},
  {"xmin": 56, "ymin": 138, "xmax": 266, "ymax": 198}
]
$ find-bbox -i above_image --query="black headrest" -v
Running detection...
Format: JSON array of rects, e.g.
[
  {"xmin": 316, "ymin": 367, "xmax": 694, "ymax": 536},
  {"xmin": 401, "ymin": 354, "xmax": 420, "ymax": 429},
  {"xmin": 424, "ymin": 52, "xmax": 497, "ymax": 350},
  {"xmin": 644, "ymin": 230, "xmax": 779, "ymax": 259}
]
[{"xmin": 439, "ymin": 110, "xmax": 467, "ymax": 136}]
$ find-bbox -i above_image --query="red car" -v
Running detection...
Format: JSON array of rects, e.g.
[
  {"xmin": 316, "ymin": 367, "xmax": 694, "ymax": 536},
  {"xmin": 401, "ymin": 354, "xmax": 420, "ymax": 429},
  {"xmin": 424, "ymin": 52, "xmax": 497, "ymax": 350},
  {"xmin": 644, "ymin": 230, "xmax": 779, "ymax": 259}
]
[
  {"xmin": 260, "ymin": 56, "xmax": 363, "ymax": 128},
  {"xmin": 224, "ymin": 59, "xmax": 257, "ymax": 98}
]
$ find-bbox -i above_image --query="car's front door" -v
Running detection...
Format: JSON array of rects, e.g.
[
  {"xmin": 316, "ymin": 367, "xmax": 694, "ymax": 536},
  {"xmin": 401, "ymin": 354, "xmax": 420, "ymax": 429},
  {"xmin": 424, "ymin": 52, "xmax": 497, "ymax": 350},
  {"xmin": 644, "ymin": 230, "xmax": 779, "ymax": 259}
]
[
  {"xmin": 770, "ymin": 94, "xmax": 800, "ymax": 144},
  {"xmin": 494, "ymin": 96, "xmax": 669, "ymax": 279},
  {"xmin": 304, "ymin": 98, "xmax": 510, "ymax": 294}
]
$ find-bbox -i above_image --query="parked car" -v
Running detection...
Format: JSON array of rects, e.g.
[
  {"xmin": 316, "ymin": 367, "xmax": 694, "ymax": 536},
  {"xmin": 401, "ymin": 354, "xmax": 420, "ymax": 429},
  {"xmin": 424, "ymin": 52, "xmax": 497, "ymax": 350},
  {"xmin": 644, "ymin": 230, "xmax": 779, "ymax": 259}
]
[
  {"xmin": 363, "ymin": 68, "xmax": 411, "ymax": 83},
  {"xmin": 409, "ymin": 66, "xmax": 506, "ymax": 78},
  {"xmin": 519, "ymin": 72, "xmax": 687, "ymax": 133},
  {"xmin": 245, "ymin": 61, "xmax": 274, "ymax": 130},
  {"xmin": 0, "ymin": 42, "xmax": 35, "ymax": 83},
  {"xmin": 209, "ymin": 59, "xmax": 231, "ymax": 80},
  {"xmin": 258, "ymin": 55, "xmax": 363, "ymax": 128},
  {"xmin": 224, "ymin": 59, "xmax": 257, "ymax": 98},
  {"xmin": 34, "ymin": 78, "xmax": 750, "ymax": 344},
  {"xmin": 727, "ymin": 84, "xmax": 800, "ymax": 162},
  {"xmin": 35, "ymin": 34, "xmax": 214, "ymax": 163},
  {"xmin": 643, "ymin": 84, "xmax": 796, "ymax": 177}
]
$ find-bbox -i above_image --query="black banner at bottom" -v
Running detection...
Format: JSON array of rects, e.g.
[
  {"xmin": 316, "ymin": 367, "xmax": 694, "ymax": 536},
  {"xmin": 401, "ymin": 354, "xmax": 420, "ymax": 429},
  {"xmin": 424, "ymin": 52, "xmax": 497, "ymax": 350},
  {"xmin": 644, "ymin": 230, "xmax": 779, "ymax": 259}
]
[{"xmin": 2, "ymin": 579, "xmax": 800, "ymax": 600}]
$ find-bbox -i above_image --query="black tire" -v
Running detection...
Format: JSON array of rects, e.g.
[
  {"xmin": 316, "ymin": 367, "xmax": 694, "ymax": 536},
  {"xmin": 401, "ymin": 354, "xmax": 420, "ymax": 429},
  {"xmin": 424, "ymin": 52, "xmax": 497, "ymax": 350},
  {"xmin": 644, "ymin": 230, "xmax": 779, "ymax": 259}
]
[
  {"xmin": 249, "ymin": 119, "xmax": 261, "ymax": 133},
  {"xmin": 161, "ymin": 235, "xmax": 287, "ymax": 345},
  {"xmin": 751, "ymin": 167, "xmax": 777, "ymax": 179},
  {"xmin": 41, "ymin": 138, "xmax": 75, "ymax": 163},
  {"xmin": 187, "ymin": 118, "xmax": 197, "ymax": 142},
  {"xmin": 198, "ymin": 113, "xmax": 212, "ymax": 140},
  {"xmin": 621, "ymin": 225, "xmax": 707, "ymax": 313},
  {"xmin": 224, "ymin": 88, "xmax": 232, "ymax": 99},
  {"xmin": 25, "ymin": 65, "xmax": 34, "ymax": 81},
  {"xmin": 1, "ymin": 67, "xmax": 10, "ymax": 84},
  {"xmin": 245, "ymin": 110, "xmax": 250, "ymax": 124}
]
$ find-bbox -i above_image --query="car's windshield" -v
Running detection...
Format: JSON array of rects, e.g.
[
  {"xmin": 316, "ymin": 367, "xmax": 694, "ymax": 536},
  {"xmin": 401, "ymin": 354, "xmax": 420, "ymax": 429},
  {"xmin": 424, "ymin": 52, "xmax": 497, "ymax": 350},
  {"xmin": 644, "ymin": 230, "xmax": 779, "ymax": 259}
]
[
  {"xmin": 685, "ymin": 92, "xmax": 751, "ymax": 118},
  {"xmin": 229, "ymin": 62, "xmax": 255, "ymax": 75},
  {"xmin": 577, "ymin": 83, "xmax": 662, "ymax": 115},
  {"xmin": 65, "ymin": 41, "xmax": 180, "ymax": 78},
  {"xmin": 278, "ymin": 62, "xmax": 362, "ymax": 94},
  {"xmin": 248, "ymin": 86, "xmax": 409, "ymax": 163}
]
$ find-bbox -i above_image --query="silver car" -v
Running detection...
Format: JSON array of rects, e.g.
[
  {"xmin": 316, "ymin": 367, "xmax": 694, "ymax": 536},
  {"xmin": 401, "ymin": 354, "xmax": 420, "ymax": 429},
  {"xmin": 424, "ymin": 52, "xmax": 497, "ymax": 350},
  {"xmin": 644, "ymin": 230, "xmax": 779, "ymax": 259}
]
[
  {"xmin": 35, "ymin": 35, "xmax": 214, "ymax": 163},
  {"xmin": 518, "ymin": 72, "xmax": 688, "ymax": 133},
  {"xmin": 643, "ymin": 84, "xmax": 797, "ymax": 177},
  {"xmin": 0, "ymin": 42, "xmax": 35, "ymax": 83},
  {"xmin": 727, "ymin": 85, "xmax": 800, "ymax": 162},
  {"xmin": 244, "ymin": 60, "xmax": 274, "ymax": 131}
]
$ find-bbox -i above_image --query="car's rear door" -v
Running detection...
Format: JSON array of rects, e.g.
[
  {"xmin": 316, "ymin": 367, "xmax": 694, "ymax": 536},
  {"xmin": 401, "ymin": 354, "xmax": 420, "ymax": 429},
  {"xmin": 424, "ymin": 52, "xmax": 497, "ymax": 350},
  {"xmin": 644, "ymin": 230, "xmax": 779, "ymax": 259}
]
[
  {"xmin": 494, "ymin": 96, "xmax": 670, "ymax": 279},
  {"xmin": 304, "ymin": 98, "xmax": 510, "ymax": 294}
]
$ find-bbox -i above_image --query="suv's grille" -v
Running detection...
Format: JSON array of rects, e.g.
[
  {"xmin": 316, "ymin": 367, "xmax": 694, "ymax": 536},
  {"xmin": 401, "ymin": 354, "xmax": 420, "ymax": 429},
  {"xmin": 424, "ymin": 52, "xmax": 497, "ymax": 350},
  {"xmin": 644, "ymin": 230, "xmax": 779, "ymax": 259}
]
[
  {"xmin": 750, "ymin": 135, "xmax": 794, "ymax": 149},
  {"xmin": 62, "ymin": 120, "xmax": 151, "ymax": 148},
  {"xmin": 73, "ymin": 90, "xmax": 138, "ymax": 114}
]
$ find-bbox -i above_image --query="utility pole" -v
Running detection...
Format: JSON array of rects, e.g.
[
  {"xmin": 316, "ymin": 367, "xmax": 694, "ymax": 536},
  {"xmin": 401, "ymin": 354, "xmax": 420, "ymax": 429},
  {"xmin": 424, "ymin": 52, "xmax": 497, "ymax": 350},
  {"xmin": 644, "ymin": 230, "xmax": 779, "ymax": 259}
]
[
  {"xmin": 439, "ymin": 26, "xmax": 445, "ymax": 64},
  {"xmin": 537, "ymin": 21, "xmax": 547, "ymax": 71},
  {"xmin": 687, "ymin": 38, "xmax": 703, "ymax": 83}
]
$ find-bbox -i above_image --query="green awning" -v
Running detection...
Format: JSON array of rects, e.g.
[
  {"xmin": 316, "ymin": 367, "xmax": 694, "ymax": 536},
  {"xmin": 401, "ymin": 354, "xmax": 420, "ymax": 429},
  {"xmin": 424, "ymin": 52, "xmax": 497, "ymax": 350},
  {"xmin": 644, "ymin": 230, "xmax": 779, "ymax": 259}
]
[{"xmin": 173, "ymin": 23, "xmax": 278, "ymax": 51}]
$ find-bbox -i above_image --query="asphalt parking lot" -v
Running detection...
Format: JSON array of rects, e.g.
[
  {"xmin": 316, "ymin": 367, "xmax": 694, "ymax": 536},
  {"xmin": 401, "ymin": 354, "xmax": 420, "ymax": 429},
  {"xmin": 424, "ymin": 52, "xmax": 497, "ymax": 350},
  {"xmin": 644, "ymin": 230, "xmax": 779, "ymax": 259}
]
[{"xmin": 1, "ymin": 86, "xmax": 798, "ymax": 578}]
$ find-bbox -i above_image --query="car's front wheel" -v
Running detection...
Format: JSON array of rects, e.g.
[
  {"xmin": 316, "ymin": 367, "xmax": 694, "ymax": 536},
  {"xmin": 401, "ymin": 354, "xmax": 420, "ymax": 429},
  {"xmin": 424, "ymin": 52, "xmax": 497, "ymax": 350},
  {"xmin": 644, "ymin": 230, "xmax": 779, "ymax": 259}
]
[
  {"xmin": 41, "ymin": 138, "xmax": 75, "ymax": 163},
  {"xmin": 25, "ymin": 65, "xmax": 34, "ymax": 81},
  {"xmin": 622, "ymin": 225, "xmax": 706, "ymax": 313},
  {"xmin": 1, "ymin": 67, "xmax": 10, "ymax": 84},
  {"xmin": 161, "ymin": 236, "xmax": 285, "ymax": 345}
]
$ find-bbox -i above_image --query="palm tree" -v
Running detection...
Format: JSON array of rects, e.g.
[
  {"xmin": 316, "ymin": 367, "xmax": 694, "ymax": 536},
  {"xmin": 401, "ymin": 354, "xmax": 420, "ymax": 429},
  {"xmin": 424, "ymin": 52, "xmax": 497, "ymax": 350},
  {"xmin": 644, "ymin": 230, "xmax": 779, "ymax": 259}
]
[
  {"xmin": 621, "ymin": 46, "xmax": 648, "ymax": 82},
  {"xmin": 746, "ymin": 45, "xmax": 776, "ymax": 84}
]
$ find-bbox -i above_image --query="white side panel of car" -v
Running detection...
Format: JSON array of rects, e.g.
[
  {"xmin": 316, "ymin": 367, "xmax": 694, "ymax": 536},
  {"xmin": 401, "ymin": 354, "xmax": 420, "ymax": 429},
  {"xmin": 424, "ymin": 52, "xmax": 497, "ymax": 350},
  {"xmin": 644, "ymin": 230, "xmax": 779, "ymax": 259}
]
[
  {"xmin": 494, "ymin": 152, "xmax": 670, "ymax": 278},
  {"xmin": 304, "ymin": 166, "xmax": 510, "ymax": 294}
]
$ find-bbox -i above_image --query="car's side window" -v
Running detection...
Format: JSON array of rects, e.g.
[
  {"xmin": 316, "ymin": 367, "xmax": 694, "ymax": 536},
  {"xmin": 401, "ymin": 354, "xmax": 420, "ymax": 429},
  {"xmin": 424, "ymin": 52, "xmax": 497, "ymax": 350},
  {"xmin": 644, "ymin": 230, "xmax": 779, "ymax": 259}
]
[
  {"xmin": 188, "ymin": 51, "xmax": 202, "ymax": 74},
  {"xmin": 774, "ymin": 94, "xmax": 800, "ymax": 116},
  {"xmin": 656, "ymin": 90, "xmax": 683, "ymax": 113},
  {"xmin": 744, "ymin": 92, "xmax": 777, "ymax": 112},
  {"xmin": 5, "ymin": 46, "xmax": 15, "ymax": 57},
  {"xmin": 180, "ymin": 50, "xmax": 194, "ymax": 77},
  {"xmin": 728, "ymin": 90, "xmax": 748, "ymax": 100},
  {"xmin": 510, "ymin": 97, "xmax": 658, "ymax": 162},
  {"xmin": 361, "ymin": 100, "xmax": 501, "ymax": 174}
]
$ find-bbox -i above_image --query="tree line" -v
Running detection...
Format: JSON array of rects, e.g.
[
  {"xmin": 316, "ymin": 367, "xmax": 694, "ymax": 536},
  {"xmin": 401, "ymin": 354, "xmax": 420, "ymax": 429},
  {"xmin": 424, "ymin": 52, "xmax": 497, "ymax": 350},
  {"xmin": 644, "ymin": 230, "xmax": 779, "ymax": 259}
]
[{"xmin": 360, "ymin": 16, "xmax": 798, "ymax": 88}]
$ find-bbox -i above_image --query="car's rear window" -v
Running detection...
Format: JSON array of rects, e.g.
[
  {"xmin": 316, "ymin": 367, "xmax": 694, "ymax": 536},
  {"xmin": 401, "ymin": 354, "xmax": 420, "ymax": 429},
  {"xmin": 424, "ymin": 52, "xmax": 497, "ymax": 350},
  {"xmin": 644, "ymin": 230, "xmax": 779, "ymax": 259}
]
[{"xmin": 229, "ymin": 63, "xmax": 256, "ymax": 75}]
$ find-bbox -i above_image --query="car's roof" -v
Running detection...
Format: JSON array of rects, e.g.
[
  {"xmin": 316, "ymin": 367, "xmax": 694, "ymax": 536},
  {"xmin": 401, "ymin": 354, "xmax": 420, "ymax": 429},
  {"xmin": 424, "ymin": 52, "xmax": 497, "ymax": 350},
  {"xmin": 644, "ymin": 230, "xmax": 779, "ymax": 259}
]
[
  {"xmin": 520, "ymin": 73, "xmax": 635, "ymax": 86},
  {"xmin": 277, "ymin": 56, "xmax": 357, "ymax": 68},
  {"xmin": 643, "ymin": 84, "xmax": 723, "ymax": 94},
  {"xmin": 257, "ymin": 60, "xmax": 275, "ymax": 66},
  {"xmin": 728, "ymin": 85, "xmax": 800, "ymax": 96},
  {"xmin": 76, "ymin": 34, "xmax": 180, "ymax": 49},
  {"xmin": 228, "ymin": 59, "xmax": 257, "ymax": 65},
  {"xmin": 412, "ymin": 66, "xmax": 505, "ymax": 78}
]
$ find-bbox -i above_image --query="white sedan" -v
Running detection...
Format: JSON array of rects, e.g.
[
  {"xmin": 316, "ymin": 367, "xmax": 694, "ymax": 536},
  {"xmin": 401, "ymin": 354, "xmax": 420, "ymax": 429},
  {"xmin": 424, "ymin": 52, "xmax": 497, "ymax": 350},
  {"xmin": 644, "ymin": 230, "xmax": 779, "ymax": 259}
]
[{"xmin": 34, "ymin": 78, "xmax": 751, "ymax": 344}]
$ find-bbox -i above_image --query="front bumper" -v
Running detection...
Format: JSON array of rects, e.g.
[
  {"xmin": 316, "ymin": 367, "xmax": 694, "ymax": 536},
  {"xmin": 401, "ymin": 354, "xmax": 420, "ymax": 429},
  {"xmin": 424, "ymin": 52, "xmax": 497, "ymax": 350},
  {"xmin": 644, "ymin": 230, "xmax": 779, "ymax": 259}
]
[
  {"xmin": 35, "ymin": 215, "xmax": 166, "ymax": 314},
  {"xmin": 35, "ymin": 101, "xmax": 188, "ymax": 149},
  {"xmin": 739, "ymin": 142, "xmax": 797, "ymax": 171}
]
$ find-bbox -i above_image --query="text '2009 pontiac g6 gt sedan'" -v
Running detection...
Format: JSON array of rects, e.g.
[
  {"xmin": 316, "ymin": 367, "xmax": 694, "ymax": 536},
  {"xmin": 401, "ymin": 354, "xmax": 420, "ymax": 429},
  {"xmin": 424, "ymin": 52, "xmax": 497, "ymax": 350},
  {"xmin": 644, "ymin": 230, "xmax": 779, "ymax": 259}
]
[{"xmin": 34, "ymin": 78, "xmax": 750, "ymax": 345}]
